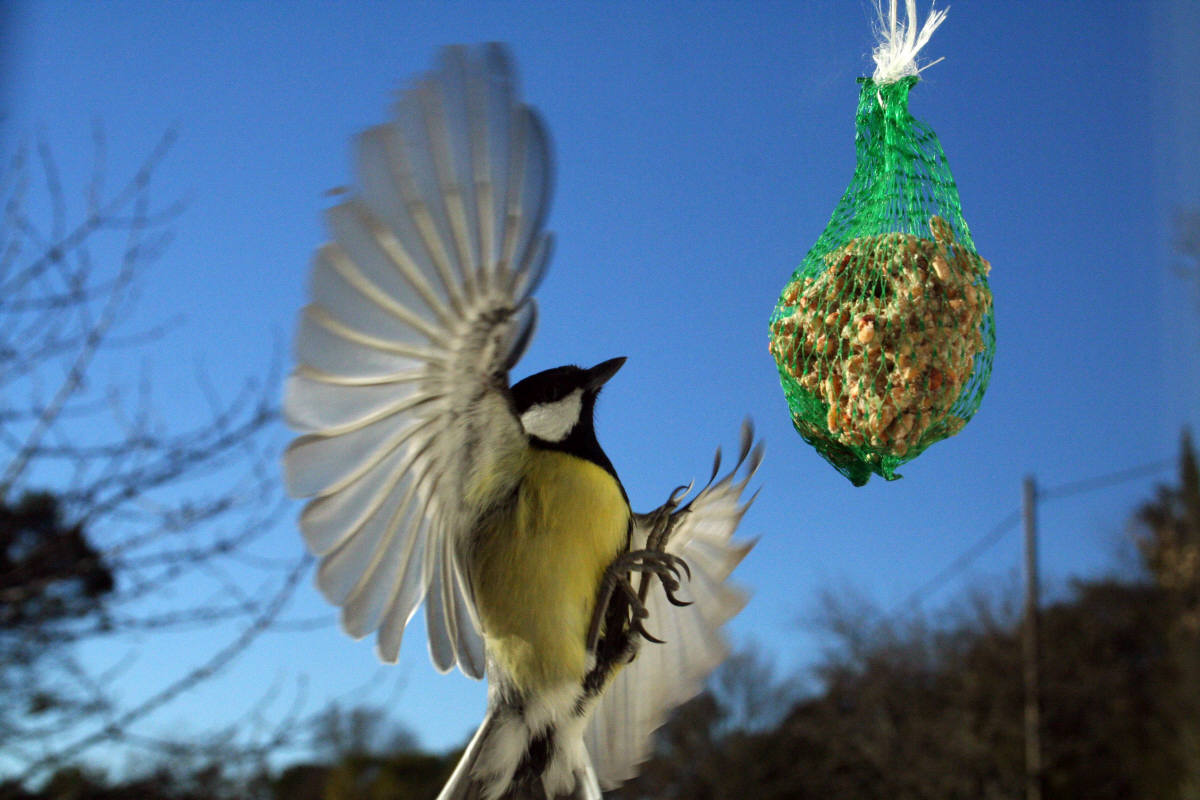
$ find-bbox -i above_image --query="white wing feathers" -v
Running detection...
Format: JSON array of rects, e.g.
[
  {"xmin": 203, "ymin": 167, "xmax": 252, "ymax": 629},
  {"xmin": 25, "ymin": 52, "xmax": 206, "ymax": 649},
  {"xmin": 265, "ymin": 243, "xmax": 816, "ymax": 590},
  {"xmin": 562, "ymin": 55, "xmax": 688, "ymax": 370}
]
[
  {"xmin": 584, "ymin": 423, "xmax": 763, "ymax": 789},
  {"xmin": 282, "ymin": 44, "xmax": 553, "ymax": 678}
]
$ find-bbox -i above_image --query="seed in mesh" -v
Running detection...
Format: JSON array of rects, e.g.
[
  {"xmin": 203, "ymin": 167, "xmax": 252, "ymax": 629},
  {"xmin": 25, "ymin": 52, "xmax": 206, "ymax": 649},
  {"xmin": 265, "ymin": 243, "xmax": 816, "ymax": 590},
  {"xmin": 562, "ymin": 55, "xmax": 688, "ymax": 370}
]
[{"xmin": 769, "ymin": 216, "xmax": 992, "ymax": 457}]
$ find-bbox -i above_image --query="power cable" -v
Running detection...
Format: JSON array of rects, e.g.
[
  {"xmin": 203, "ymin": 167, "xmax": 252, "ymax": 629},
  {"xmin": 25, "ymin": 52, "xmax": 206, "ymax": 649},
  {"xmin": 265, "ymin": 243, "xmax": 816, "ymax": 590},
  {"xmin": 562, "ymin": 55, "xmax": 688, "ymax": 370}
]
[{"xmin": 893, "ymin": 456, "xmax": 1176, "ymax": 613}]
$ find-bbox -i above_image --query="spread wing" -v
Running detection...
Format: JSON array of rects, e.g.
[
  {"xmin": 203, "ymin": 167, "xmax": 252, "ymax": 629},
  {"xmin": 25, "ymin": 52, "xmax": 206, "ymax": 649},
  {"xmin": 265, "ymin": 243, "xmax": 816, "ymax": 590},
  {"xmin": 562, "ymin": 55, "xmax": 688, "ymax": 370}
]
[
  {"xmin": 584, "ymin": 422, "xmax": 763, "ymax": 789},
  {"xmin": 282, "ymin": 44, "xmax": 553, "ymax": 678}
]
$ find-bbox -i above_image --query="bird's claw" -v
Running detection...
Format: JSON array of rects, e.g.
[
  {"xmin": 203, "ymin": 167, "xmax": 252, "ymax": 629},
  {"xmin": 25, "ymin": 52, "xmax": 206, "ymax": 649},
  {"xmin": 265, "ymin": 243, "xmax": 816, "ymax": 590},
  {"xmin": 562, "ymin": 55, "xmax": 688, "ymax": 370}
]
[
  {"xmin": 585, "ymin": 486, "xmax": 696, "ymax": 657},
  {"xmin": 626, "ymin": 549, "xmax": 692, "ymax": 607},
  {"xmin": 588, "ymin": 547, "xmax": 693, "ymax": 653}
]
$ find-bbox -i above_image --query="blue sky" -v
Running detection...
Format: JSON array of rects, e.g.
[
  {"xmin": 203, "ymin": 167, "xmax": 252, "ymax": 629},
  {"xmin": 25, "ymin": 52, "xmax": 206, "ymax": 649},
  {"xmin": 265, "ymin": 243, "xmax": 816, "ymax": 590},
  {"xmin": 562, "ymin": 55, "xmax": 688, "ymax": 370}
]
[{"xmin": 5, "ymin": 0, "xmax": 1199, "ymax": 772}]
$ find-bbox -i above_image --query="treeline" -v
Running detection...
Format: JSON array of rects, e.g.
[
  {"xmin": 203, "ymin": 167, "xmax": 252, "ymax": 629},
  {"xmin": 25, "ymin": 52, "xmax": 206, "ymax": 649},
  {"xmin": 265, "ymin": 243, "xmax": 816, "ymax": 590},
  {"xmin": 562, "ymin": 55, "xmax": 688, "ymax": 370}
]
[{"xmin": 5, "ymin": 430, "xmax": 1197, "ymax": 800}]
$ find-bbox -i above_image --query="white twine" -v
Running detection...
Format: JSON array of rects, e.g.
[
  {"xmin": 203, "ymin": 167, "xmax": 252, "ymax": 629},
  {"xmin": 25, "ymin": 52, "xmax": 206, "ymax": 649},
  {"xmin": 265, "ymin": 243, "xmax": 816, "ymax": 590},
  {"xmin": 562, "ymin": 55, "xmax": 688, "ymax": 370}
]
[{"xmin": 871, "ymin": 0, "xmax": 948, "ymax": 86}]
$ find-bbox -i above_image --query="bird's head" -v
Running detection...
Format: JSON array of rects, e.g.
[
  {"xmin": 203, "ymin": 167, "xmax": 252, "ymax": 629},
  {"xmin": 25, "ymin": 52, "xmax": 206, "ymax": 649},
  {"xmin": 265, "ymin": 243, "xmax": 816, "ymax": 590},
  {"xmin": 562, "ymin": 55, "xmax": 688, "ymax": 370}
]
[{"xmin": 511, "ymin": 357, "xmax": 625, "ymax": 445}]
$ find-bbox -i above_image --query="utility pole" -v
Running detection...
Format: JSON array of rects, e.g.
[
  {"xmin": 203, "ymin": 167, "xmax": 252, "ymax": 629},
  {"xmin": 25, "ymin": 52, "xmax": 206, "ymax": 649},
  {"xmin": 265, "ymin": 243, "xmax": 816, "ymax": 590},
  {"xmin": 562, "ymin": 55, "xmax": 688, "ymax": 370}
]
[{"xmin": 1022, "ymin": 475, "xmax": 1043, "ymax": 800}]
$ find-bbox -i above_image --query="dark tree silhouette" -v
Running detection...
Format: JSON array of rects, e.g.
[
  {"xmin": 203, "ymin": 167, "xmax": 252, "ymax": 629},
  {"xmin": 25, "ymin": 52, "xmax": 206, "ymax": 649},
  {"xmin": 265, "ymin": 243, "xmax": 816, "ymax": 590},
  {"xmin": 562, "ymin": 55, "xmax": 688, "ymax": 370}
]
[{"xmin": 1133, "ymin": 429, "xmax": 1200, "ymax": 798}]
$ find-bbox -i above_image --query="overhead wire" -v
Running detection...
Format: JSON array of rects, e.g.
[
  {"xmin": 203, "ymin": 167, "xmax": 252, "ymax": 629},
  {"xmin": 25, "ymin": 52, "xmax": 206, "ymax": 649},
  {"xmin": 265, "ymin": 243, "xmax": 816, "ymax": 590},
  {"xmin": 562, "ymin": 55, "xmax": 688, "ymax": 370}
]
[{"xmin": 892, "ymin": 456, "xmax": 1177, "ymax": 614}]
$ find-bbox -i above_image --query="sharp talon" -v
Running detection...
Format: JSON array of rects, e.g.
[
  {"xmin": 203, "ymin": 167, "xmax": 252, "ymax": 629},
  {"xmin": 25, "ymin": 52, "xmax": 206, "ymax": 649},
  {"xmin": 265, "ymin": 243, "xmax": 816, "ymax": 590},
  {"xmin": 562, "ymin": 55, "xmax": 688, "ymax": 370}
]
[
  {"xmin": 676, "ymin": 558, "xmax": 692, "ymax": 581},
  {"xmin": 592, "ymin": 540, "xmax": 696, "ymax": 652},
  {"xmin": 632, "ymin": 619, "xmax": 665, "ymax": 644},
  {"xmin": 662, "ymin": 579, "xmax": 689, "ymax": 607}
]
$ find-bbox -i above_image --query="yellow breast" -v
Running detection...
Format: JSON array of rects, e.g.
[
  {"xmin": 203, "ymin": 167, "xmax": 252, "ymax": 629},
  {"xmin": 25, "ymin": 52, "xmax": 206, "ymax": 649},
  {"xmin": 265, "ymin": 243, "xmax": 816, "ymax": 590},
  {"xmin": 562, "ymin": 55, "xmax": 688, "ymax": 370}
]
[{"xmin": 469, "ymin": 448, "xmax": 629, "ymax": 694}]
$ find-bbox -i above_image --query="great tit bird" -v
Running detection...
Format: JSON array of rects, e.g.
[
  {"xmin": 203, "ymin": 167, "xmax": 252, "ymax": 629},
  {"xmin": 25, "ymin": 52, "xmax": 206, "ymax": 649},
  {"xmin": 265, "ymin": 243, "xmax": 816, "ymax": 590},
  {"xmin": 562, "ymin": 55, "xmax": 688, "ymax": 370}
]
[{"xmin": 283, "ymin": 44, "xmax": 761, "ymax": 800}]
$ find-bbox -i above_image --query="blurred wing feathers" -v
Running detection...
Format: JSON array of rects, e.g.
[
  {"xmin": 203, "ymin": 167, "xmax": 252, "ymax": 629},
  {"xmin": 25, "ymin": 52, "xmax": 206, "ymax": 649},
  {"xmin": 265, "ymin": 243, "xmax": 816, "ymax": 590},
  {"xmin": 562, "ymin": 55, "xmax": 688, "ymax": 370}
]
[
  {"xmin": 584, "ymin": 422, "xmax": 763, "ymax": 789},
  {"xmin": 283, "ymin": 44, "xmax": 552, "ymax": 677}
]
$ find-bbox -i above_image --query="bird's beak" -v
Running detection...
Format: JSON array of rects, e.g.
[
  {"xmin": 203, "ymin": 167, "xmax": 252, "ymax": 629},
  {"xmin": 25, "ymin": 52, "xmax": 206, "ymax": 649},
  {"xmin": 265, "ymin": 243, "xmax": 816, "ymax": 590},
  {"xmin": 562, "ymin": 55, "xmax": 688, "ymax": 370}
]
[{"xmin": 586, "ymin": 357, "xmax": 626, "ymax": 390}]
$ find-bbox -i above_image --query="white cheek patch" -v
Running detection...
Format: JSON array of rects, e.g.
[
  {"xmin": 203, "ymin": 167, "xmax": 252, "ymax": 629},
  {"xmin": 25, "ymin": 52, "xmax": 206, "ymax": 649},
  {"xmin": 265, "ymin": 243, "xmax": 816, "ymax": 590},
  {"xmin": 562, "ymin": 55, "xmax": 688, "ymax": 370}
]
[{"xmin": 520, "ymin": 389, "xmax": 583, "ymax": 443}]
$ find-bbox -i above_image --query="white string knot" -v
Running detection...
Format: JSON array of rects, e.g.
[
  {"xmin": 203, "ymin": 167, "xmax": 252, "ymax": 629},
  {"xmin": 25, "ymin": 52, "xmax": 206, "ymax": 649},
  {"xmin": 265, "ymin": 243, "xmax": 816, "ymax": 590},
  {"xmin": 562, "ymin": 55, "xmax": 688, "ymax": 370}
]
[{"xmin": 871, "ymin": 0, "xmax": 948, "ymax": 86}]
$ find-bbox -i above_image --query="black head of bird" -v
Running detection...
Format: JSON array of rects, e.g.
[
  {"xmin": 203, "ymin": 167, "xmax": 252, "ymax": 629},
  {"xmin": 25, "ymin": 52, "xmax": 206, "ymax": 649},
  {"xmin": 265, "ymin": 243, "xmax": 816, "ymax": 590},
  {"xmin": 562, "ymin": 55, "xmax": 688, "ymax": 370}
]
[{"xmin": 510, "ymin": 357, "xmax": 626, "ymax": 475}]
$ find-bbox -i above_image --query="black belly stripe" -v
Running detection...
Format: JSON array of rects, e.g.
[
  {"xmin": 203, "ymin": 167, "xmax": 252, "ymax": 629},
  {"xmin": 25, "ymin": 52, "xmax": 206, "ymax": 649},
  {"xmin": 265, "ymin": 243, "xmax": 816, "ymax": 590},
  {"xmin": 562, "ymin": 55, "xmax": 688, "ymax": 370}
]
[
  {"xmin": 577, "ymin": 583, "xmax": 635, "ymax": 711},
  {"xmin": 511, "ymin": 726, "xmax": 555, "ymax": 791}
]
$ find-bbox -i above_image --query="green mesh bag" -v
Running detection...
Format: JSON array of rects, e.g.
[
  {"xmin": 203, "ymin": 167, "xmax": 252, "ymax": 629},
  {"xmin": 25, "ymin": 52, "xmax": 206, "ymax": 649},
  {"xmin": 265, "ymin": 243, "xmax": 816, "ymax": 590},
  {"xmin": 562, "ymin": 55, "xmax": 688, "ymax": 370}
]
[{"xmin": 768, "ymin": 3, "xmax": 995, "ymax": 486}]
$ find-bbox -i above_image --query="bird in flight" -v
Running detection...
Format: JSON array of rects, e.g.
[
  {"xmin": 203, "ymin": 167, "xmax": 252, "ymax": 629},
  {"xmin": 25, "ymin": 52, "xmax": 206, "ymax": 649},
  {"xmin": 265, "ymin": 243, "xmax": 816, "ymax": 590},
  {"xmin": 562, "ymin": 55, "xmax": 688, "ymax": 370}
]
[{"xmin": 283, "ymin": 43, "xmax": 761, "ymax": 800}]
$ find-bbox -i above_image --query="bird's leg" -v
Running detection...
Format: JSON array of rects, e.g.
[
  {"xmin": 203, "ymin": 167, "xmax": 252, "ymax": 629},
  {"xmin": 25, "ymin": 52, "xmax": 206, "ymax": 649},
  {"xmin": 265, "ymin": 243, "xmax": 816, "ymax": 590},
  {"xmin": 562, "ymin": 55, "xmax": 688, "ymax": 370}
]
[
  {"xmin": 583, "ymin": 548, "xmax": 690, "ymax": 694},
  {"xmin": 583, "ymin": 567, "xmax": 640, "ymax": 690},
  {"xmin": 588, "ymin": 549, "xmax": 691, "ymax": 651},
  {"xmin": 585, "ymin": 483, "xmax": 695, "ymax": 658},
  {"xmin": 634, "ymin": 482, "xmax": 693, "ymax": 609}
]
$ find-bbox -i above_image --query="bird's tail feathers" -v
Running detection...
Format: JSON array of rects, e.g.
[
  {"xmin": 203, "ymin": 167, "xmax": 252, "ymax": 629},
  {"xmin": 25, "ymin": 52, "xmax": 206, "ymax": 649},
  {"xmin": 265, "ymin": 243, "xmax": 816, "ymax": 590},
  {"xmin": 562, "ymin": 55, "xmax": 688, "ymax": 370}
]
[
  {"xmin": 437, "ymin": 702, "xmax": 601, "ymax": 800},
  {"xmin": 436, "ymin": 708, "xmax": 497, "ymax": 800}
]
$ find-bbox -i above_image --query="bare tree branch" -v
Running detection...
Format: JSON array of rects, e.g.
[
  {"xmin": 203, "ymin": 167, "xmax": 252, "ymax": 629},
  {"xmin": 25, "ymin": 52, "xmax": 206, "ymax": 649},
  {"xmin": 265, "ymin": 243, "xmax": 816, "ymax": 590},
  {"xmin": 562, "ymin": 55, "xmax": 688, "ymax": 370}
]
[
  {"xmin": 13, "ymin": 554, "xmax": 310, "ymax": 787},
  {"xmin": 0, "ymin": 127, "xmax": 302, "ymax": 790}
]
